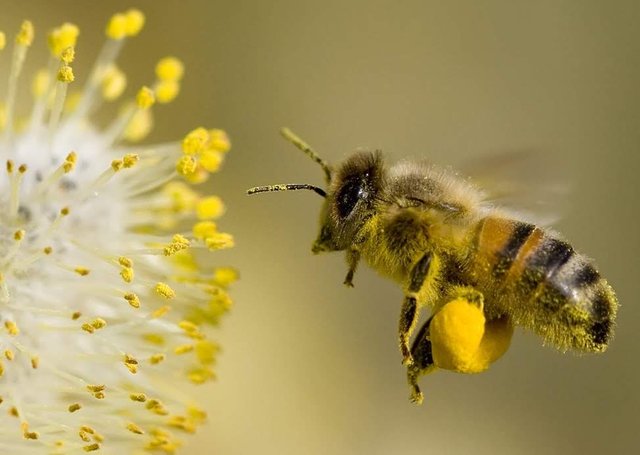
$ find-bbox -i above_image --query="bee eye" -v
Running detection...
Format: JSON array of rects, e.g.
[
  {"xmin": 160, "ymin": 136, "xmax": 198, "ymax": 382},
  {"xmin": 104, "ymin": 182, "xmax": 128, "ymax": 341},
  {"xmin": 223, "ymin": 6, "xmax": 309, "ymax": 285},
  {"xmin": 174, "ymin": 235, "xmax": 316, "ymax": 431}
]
[{"xmin": 336, "ymin": 178, "xmax": 365, "ymax": 218}]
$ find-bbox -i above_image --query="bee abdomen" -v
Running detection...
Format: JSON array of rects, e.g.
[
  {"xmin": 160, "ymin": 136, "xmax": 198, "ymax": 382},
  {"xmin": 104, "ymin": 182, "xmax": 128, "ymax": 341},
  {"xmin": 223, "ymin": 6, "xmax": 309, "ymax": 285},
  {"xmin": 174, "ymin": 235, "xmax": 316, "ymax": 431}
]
[{"xmin": 470, "ymin": 217, "xmax": 618, "ymax": 353}]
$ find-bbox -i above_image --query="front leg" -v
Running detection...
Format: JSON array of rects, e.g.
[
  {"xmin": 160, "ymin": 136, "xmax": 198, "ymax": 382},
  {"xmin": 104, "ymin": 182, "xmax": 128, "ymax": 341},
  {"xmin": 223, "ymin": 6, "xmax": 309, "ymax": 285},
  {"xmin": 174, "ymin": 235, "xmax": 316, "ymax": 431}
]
[
  {"xmin": 399, "ymin": 253, "xmax": 433, "ymax": 366},
  {"xmin": 343, "ymin": 248, "xmax": 360, "ymax": 287}
]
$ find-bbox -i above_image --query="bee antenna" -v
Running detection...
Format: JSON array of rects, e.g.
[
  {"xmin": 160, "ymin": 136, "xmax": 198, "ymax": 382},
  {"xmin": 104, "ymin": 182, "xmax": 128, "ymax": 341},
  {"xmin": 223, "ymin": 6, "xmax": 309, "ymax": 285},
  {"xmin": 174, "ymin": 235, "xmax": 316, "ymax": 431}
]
[
  {"xmin": 247, "ymin": 184, "xmax": 327, "ymax": 198},
  {"xmin": 280, "ymin": 127, "xmax": 332, "ymax": 183}
]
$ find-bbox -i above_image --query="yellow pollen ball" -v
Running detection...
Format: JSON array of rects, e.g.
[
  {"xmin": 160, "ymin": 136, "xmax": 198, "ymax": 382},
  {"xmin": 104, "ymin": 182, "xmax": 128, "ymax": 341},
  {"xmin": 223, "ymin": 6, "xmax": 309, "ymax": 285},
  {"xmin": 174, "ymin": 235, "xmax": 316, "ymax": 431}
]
[
  {"xmin": 181, "ymin": 127, "xmax": 209, "ymax": 155},
  {"xmin": 155, "ymin": 80, "xmax": 180, "ymax": 104},
  {"xmin": 106, "ymin": 13, "xmax": 127, "ymax": 40},
  {"xmin": 155, "ymin": 282, "xmax": 176, "ymax": 299},
  {"xmin": 208, "ymin": 129, "xmax": 231, "ymax": 153},
  {"xmin": 192, "ymin": 221, "xmax": 217, "ymax": 240},
  {"xmin": 125, "ymin": 9, "xmax": 145, "ymax": 36},
  {"xmin": 57, "ymin": 65, "xmax": 74, "ymax": 83},
  {"xmin": 199, "ymin": 149, "xmax": 223, "ymax": 173},
  {"xmin": 136, "ymin": 86, "xmax": 155, "ymax": 109},
  {"xmin": 123, "ymin": 153, "xmax": 139, "ymax": 168},
  {"xmin": 176, "ymin": 155, "xmax": 197, "ymax": 176},
  {"xmin": 205, "ymin": 232, "xmax": 235, "ymax": 250},
  {"xmin": 48, "ymin": 22, "xmax": 79, "ymax": 57},
  {"xmin": 61, "ymin": 46, "xmax": 75, "ymax": 64},
  {"xmin": 156, "ymin": 56, "xmax": 185, "ymax": 81},
  {"xmin": 196, "ymin": 196, "xmax": 225, "ymax": 220},
  {"xmin": 17, "ymin": 20, "xmax": 34, "ymax": 46}
]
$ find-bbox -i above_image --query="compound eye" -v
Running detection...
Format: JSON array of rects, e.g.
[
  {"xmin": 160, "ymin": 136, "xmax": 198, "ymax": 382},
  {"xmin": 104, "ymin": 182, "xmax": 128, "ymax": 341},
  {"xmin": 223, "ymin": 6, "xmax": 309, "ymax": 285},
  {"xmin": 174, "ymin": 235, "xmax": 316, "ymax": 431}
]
[{"xmin": 336, "ymin": 178, "xmax": 365, "ymax": 218}]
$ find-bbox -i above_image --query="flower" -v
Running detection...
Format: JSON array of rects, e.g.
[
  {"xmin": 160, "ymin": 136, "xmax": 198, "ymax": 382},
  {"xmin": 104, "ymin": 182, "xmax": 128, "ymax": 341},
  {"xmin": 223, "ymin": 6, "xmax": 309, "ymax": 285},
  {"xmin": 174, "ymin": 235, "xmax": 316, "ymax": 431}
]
[{"xmin": 0, "ymin": 10, "xmax": 235, "ymax": 453}]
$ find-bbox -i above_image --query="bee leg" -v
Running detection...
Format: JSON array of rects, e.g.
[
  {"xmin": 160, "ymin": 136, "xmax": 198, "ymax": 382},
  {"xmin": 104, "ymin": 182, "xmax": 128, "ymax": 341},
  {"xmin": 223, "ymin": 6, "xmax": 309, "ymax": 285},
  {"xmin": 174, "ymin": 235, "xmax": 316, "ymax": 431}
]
[
  {"xmin": 343, "ymin": 249, "xmax": 360, "ymax": 287},
  {"xmin": 407, "ymin": 316, "xmax": 435, "ymax": 405},
  {"xmin": 399, "ymin": 253, "xmax": 433, "ymax": 366}
]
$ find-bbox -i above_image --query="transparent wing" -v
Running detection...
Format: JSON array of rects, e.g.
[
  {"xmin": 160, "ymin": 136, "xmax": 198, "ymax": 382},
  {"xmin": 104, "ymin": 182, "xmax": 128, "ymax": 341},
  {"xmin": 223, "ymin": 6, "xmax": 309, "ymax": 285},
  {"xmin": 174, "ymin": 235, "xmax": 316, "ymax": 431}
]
[{"xmin": 457, "ymin": 149, "xmax": 573, "ymax": 227}]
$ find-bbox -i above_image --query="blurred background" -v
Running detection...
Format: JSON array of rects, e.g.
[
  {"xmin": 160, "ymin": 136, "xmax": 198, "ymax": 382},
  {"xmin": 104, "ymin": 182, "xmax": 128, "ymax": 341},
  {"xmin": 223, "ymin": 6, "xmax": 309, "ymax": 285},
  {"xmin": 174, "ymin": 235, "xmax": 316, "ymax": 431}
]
[{"xmin": 3, "ymin": 1, "xmax": 639, "ymax": 453}]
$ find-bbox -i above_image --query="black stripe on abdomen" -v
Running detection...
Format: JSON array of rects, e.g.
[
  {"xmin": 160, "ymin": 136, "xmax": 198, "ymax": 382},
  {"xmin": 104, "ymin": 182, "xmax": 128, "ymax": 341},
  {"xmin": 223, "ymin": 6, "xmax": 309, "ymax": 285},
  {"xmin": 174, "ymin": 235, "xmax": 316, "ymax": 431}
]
[{"xmin": 493, "ymin": 222, "xmax": 535, "ymax": 278}]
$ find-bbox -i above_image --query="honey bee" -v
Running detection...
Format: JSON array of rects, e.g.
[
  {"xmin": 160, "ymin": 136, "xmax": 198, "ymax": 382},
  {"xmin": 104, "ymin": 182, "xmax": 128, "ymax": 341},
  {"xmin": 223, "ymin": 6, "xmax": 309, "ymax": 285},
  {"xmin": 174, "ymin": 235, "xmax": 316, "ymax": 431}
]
[{"xmin": 248, "ymin": 128, "xmax": 618, "ymax": 404}]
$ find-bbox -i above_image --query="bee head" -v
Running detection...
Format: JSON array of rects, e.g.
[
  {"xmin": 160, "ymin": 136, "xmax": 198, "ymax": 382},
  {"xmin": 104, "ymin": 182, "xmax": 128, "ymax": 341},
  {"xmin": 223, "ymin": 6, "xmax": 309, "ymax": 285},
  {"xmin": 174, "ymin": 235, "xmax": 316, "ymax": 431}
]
[{"xmin": 247, "ymin": 128, "xmax": 384, "ymax": 253}]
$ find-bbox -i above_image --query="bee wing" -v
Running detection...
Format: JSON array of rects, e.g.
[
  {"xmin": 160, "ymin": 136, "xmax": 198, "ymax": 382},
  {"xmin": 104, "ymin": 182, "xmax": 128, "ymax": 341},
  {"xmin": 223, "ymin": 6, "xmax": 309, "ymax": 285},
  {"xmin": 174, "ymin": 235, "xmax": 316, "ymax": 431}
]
[{"xmin": 459, "ymin": 150, "xmax": 572, "ymax": 227}]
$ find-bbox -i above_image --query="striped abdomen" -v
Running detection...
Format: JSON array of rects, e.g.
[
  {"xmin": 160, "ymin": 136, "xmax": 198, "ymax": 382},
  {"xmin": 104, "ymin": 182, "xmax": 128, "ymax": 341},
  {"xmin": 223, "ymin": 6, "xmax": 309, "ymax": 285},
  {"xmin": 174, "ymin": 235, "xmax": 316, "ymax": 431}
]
[{"xmin": 466, "ymin": 216, "xmax": 617, "ymax": 353}]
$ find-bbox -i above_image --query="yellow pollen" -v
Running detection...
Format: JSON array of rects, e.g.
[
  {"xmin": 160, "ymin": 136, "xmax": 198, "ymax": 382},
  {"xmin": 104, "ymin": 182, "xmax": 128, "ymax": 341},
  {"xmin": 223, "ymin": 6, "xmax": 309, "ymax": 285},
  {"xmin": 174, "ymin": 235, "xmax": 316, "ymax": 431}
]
[
  {"xmin": 163, "ymin": 234, "xmax": 191, "ymax": 256},
  {"xmin": 196, "ymin": 196, "xmax": 225, "ymax": 220},
  {"xmin": 118, "ymin": 256, "xmax": 133, "ymax": 267},
  {"xmin": 68, "ymin": 403, "xmax": 82, "ymax": 413},
  {"xmin": 156, "ymin": 57, "xmax": 184, "ymax": 81},
  {"xmin": 31, "ymin": 356, "xmax": 39, "ymax": 369},
  {"xmin": 5, "ymin": 320, "xmax": 19, "ymax": 336},
  {"xmin": 57, "ymin": 65, "xmax": 75, "ymax": 83},
  {"xmin": 155, "ymin": 282, "xmax": 176, "ymax": 299},
  {"xmin": 124, "ymin": 9, "xmax": 145, "ymax": 36},
  {"xmin": 176, "ymin": 155, "xmax": 197, "ymax": 176},
  {"xmin": 74, "ymin": 267, "xmax": 90, "ymax": 276},
  {"xmin": 174, "ymin": 344, "xmax": 194, "ymax": 355},
  {"xmin": 149, "ymin": 354, "xmax": 165, "ymax": 364},
  {"xmin": 136, "ymin": 86, "xmax": 155, "ymax": 109},
  {"xmin": 181, "ymin": 127, "xmax": 209, "ymax": 155},
  {"xmin": 123, "ymin": 153, "xmax": 139, "ymax": 168},
  {"xmin": 61, "ymin": 46, "xmax": 75, "ymax": 64},
  {"xmin": 16, "ymin": 20, "xmax": 34, "ymax": 46},
  {"xmin": 48, "ymin": 22, "xmax": 79, "ymax": 57},
  {"xmin": 151, "ymin": 305, "xmax": 171, "ymax": 319},
  {"xmin": 130, "ymin": 393, "xmax": 147, "ymax": 402},
  {"xmin": 192, "ymin": 221, "xmax": 217, "ymax": 240},
  {"xmin": 124, "ymin": 292, "xmax": 140, "ymax": 308},
  {"xmin": 126, "ymin": 422, "xmax": 144, "ymax": 434},
  {"xmin": 120, "ymin": 266, "xmax": 134, "ymax": 283},
  {"xmin": 155, "ymin": 80, "xmax": 180, "ymax": 104},
  {"xmin": 106, "ymin": 13, "xmax": 127, "ymax": 40},
  {"xmin": 14, "ymin": 230, "xmax": 25, "ymax": 241},
  {"xmin": 111, "ymin": 159, "xmax": 123, "ymax": 171}
]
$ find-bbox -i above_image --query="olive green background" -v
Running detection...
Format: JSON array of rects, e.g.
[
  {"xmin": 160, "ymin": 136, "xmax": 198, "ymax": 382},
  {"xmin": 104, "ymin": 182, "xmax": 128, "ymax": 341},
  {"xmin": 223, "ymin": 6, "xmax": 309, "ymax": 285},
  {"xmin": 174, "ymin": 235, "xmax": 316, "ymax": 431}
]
[{"xmin": 3, "ymin": 1, "xmax": 639, "ymax": 454}]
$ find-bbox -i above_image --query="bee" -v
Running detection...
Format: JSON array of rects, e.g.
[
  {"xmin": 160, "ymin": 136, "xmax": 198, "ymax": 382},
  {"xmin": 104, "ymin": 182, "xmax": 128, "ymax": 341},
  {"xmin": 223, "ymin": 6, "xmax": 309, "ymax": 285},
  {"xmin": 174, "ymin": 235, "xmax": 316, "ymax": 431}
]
[{"xmin": 248, "ymin": 128, "xmax": 618, "ymax": 404}]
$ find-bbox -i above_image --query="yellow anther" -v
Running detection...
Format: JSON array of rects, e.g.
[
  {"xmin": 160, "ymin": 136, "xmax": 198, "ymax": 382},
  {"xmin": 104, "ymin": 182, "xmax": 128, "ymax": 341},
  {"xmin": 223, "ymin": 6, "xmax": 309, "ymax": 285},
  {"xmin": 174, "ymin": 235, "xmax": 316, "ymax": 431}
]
[
  {"xmin": 123, "ymin": 108, "xmax": 152, "ymax": 142},
  {"xmin": 118, "ymin": 256, "xmax": 133, "ymax": 267},
  {"xmin": 22, "ymin": 422, "xmax": 39, "ymax": 440},
  {"xmin": 176, "ymin": 155, "xmax": 197, "ymax": 176},
  {"xmin": 122, "ymin": 153, "xmax": 139, "ymax": 168},
  {"xmin": 31, "ymin": 356, "xmax": 39, "ymax": 369},
  {"xmin": 81, "ymin": 323, "xmax": 95, "ymax": 334},
  {"xmin": 0, "ymin": 360, "xmax": 4, "ymax": 377},
  {"xmin": 130, "ymin": 393, "xmax": 147, "ymax": 402},
  {"xmin": 187, "ymin": 366, "xmax": 215, "ymax": 384},
  {"xmin": 14, "ymin": 230, "xmax": 25, "ymax": 241},
  {"xmin": 9, "ymin": 406, "xmax": 19, "ymax": 417},
  {"xmin": 136, "ymin": 86, "xmax": 155, "ymax": 109},
  {"xmin": 48, "ymin": 23, "xmax": 79, "ymax": 57},
  {"xmin": 156, "ymin": 57, "xmax": 184, "ymax": 81},
  {"xmin": 43, "ymin": 246, "xmax": 53, "ymax": 255},
  {"xmin": 120, "ymin": 266, "xmax": 134, "ymax": 283},
  {"xmin": 155, "ymin": 80, "xmax": 180, "ymax": 104},
  {"xmin": 155, "ymin": 282, "xmax": 176, "ymax": 299},
  {"xmin": 151, "ymin": 305, "xmax": 171, "ymax": 319},
  {"xmin": 60, "ymin": 207, "xmax": 70, "ymax": 216},
  {"xmin": 124, "ymin": 354, "xmax": 138, "ymax": 365},
  {"xmin": 205, "ymin": 232, "xmax": 235, "ymax": 250},
  {"xmin": 199, "ymin": 149, "xmax": 223, "ymax": 173},
  {"xmin": 174, "ymin": 344, "xmax": 194, "ymax": 355},
  {"xmin": 106, "ymin": 13, "xmax": 127, "ymax": 40},
  {"xmin": 111, "ymin": 159, "xmax": 123, "ymax": 171},
  {"xmin": 196, "ymin": 196, "xmax": 225, "ymax": 220},
  {"xmin": 188, "ymin": 406, "xmax": 208, "ymax": 423},
  {"xmin": 192, "ymin": 221, "xmax": 217, "ymax": 240},
  {"xmin": 5, "ymin": 320, "xmax": 19, "ymax": 336},
  {"xmin": 124, "ymin": 9, "xmax": 145, "ymax": 36},
  {"xmin": 163, "ymin": 234, "xmax": 191, "ymax": 256},
  {"xmin": 126, "ymin": 422, "xmax": 144, "ymax": 434},
  {"xmin": 125, "ymin": 363, "xmax": 138, "ymax": 374},
  {"xmin": 163, "ymin": 181, "xmax": 199, "ymax": 212},
  {"xmin": 195, "ymin": 340, "xmax": 219, "ymax": 365},
  {"xmin": 101, "ymin": 65, "xmax": 126, "ymax": 100},
  {"xmin": 178, "ymin": 320, "xmax": 199, "ymax": 333},
  {"xmin": 61, "ymin": 46, "xmax": 75, "ymax": 64},
  {"xmin": 5, "ymin": 349, "xmax": 14, "ymax": 360},
  {"xmin": 16, "ymin": 20, "xmax": 34, "ymax": 46},
  {"xmin": 6, "ymin": 160, "xmax": 14, "ymax": 173},
  {"xmin": 0, "ymin": 32, "xmax": 5, "ymax": 50},
  {"xmin": 32, "ymin": 69, "xmax": 49, "ymax": 98},
  {"xmin": 213, "ymin": 267, "xmax": 239, "ymax": 287},
  {"xmin": 208, "ymin": 129, "xmax": 231, "ymax": 153},
  {"xmin": 149, "ymin": 354, "xmax": 165, "ymax": 364},
  {"xmin": 74, "ymin": 267, "xmax": 90, "ymax": 276},
  {"xmin": 57, "ymin": 65, "xmax": 75, "ymax": 83},
  {"xmin": 181, "ymin": 127, "xmax": 209, "ymax": 155},
  {"xmin": 124, "ymin": 292, "xmax": 140, "ymax": 308},
  {"xmin": 91, "ymin": 318, "xmax": 107, "ymax": 329},
  {"xmin": 86, "ymin": 385, "xmax": 105, "ymax": 394},
  {"xmin": 83, "ymin": 443, "xmax": 100, "ymax": 452},
  {"xmin": 68, "ymin": 403, "xmax": 82, "ymax": 412},
  {"xmin": 18, "ymin": 164, "xmax": 27, "ymax": 174},
  {"xmin": 167, "ymin": 415, "xmax": 197, "ymax": 433},
  {"xmin": 71, "ymin": 311, "xmax": 81, "ymax": 320}
]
